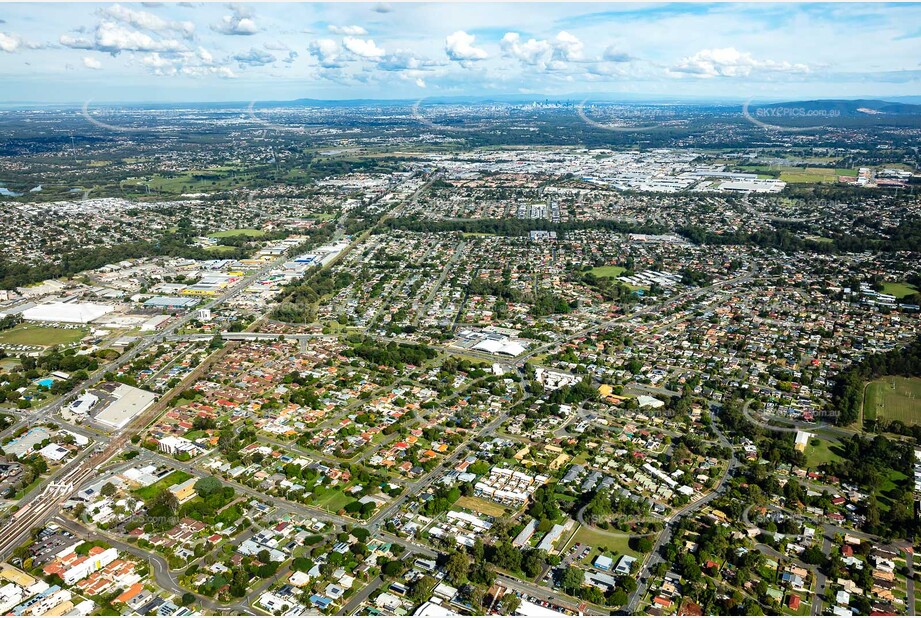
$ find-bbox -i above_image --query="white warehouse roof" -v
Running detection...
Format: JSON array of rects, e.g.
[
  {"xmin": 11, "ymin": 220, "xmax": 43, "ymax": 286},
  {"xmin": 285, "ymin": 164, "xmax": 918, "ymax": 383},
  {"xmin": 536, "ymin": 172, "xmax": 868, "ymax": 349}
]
[
  {"xmin": 22, "ymin": 302, "xmax": 113, "ymax": 324},
  {"xmin": 472, "ymin": 338, "xmax": 527, "ymax": 357}
]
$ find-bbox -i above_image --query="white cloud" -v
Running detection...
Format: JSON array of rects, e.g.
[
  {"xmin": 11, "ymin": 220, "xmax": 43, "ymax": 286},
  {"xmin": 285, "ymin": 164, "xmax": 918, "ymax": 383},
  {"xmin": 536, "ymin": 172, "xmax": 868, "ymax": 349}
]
[
  {"xmin": 140, "ymin": 51, "xmax": 172, "ymax": 72},
  {"xmin": 602, "ymin": 45, "xmax": 634, "ymax": 63},
  {"xmin": 445, "ymin": 30, "xmax": 488, "ymax": 65},
  {"xmin": 233, "ymin": 47, "xmax": 275, "ymax": 67},
  {"xmin": 342, "ymin": 36, "xmax": 385, "ymax": 59},
  {"xmin": 0, "ymin": 32, "xmax": 23, "ymax": 53},
  {"xmin": 102, "ymin": 4, "xmax": 194, "ymax": 38},
  {"xmin": 501, "ymin": 31, "xmax": 585, "ymax": 71},
  {"xmin": 554, "ymin": 31, "xmax": 583, "ymax": 62},
  {"xmin": 61, "ymin": 22, "xmax": 185, "ymax": 54},
  {"xmin": 140, "ymin": 51, "xmax": 236, "ymax": 78},
  {"xmin": 501, "ymin": 33, "xmax": 552, "ymax": 68},
  {"xmin": 212, "ymin": 5, "xmax": 258, "ymax": 36},
  {"xmin": 670, "ymin": 47, "xmax": 809, "ymax": 78},
  {"xmin": 328, "ymin": 25, "xmax": 367, "ymax": 36},
  {"xmin": 378, "ymin": 50, "xmax": 439, "ymax": 72},
  {"xmin": 197, "ymin": 46, "xmax": 214, "ymax": 64},
  {"xmin": 415, "ymin": 78, "xmax": 426, "ymax": 88},
  {"xmin": 82, "ymin": 56, "xmax": 102, "ymax": 69},
  {"xmin": 309, "ymin": 38, "xmax": 342, "ymax": 68},
  {"xmin": 0, "ymin": 31, "xmax": 44, "ymax": 53}
]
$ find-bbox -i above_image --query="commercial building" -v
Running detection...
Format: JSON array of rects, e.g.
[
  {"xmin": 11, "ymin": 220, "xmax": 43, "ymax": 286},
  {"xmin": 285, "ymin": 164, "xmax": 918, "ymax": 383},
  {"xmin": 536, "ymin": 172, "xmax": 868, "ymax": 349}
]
[
  {"xmin": 93, "ymin": 384, "xmax": 156, "ymax": 430},
  {"xmin": 169, "ymin": 477, "xmax": 198, "ymax": 503},
  {"xmin": 22, "ymin": 302, "xmax": 113, "ymax": 324},
  {"xmin": 471, "ymin": 338, "xmax": 527, "ymax": 357},
  {"xmin": 143, "ymin": 296, "xmax": 199, "ymax": 311},
  {"xmin": 717, "ymin": 178, "xmax": 786, "ymax": 193},
  {"xmin": 158, "ymin": 436, "xmax": 198, "ymax": 457},
  {"xmin": 68, "ymin": 393, "xmax": 99, "ymax": 417},
  {"xmin": 140, "ymin": 315, "xmax": 171, "ymax": 331}
]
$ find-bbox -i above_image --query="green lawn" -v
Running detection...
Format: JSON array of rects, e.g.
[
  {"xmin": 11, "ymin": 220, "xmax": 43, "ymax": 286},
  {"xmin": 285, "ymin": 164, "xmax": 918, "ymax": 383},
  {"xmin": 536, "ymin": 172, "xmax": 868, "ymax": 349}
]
[
  {"xmin": 778, "ymin": 168, "xmax": 848, "ymax": 184},
  {"xmin": 0, "ymin": 325, "xmax": 86, "ymax": 347},
  {"xmin": 133, "ymin": 470, "xmax": 193, "ymax": 501},
  {"xmin": 126, "ymin": 166, "xmax": 255, "ymax": 196},
  {"xmin": 589, "ymin": 266, "xmax": 626, "ymax": 278},
  {"xmin": 209, "ymin": 228, "xmax": 266, "ymax": 238},
  {"xmin": 878, "ymin": 469, "xmax": 909, "ymax": 512},
  {"xmin": 565, "ymin": 524, "xmax": 644, "ymax": 559},
  {"xmin": 12, "ymin": 475, "xmax": 45, "ymax": 501},
  {"xmin": 864, "ymin": 377, "xmax": 921, "ymax": 425},
  {"xmin": 881, "ymin": 282, "xmax": 919, "ymax": 299},
  {"xmin": 204, "ymin": 245, "xmax": 242, "ymax": 254},
  {"xmin": 803, "ymin": 438, "xmax": 843, "ymax": 469},
  {"xmin": 311, "ymin": 489, "xmax": 354, "ymax": 513}
]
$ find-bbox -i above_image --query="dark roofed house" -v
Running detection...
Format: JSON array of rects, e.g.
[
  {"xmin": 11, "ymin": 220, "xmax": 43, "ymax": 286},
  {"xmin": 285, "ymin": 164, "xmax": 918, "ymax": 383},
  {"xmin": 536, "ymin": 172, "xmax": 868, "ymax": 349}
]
[{"xmin": 678, "ymin": 599, "xmax": 704, "ymax": 616}]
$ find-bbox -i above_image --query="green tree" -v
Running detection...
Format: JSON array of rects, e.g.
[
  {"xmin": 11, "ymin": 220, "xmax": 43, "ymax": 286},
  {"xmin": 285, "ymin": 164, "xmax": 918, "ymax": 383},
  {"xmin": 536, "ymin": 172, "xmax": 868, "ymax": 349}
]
[
  {"xmin": 444, "ymin": 552, "xmax": 471, "ymax": 586},
  {"xmin": 560, "ymin": 566, "xmax": 584, "ymax": 592}
]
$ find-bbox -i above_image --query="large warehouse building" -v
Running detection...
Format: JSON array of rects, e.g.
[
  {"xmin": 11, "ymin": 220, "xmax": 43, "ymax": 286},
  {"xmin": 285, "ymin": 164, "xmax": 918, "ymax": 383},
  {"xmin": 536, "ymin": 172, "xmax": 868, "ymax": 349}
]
[
  {"xmin": 22, "ymin": 302, "xmax": 114, "ymax": 324},
  {"xmin": 93, "ymin": 383, "xmax": 156, "ymax": 430}
]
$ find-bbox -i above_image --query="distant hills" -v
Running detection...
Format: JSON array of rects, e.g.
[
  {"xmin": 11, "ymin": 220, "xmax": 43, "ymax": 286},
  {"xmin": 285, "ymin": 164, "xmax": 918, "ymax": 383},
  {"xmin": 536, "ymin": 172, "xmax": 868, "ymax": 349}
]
[
  {"xmin": 4, "ymin": 95, "xmax": 921, "ymax": 115},
  {"xmin": 750, "ymin": 99, "xmax": 921, "ymax": 117}
]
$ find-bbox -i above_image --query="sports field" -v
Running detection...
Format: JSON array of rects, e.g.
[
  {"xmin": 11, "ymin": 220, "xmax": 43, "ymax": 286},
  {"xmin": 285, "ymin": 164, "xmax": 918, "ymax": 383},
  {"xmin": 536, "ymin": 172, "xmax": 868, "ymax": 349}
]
[
  {"xmin": 864, "ymin": 376, "xmax": 921, "ymax": 425},
  {"xmin": 0, "ymin": 325, "xmax": 86, "ymax": 347},
  {"xmin": 589, "ymin": 266, "xmax": 626, "ymax": 278},
  {"xmin": 778, "ymin": 167, "xmax": 856, "ymax": 184},
  {"xmin": 209, "ymin": 228, "xmax": 266, "ymax": 238},
  {"xmin": 881, "ymin": 282, "xmax": 919, "ymax": 299}
]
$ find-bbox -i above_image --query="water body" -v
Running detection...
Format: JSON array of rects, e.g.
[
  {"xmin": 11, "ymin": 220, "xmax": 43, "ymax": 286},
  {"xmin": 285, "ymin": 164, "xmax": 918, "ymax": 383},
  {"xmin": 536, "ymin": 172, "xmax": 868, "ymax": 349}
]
[{"xmin": 0, "ymin": 187, "xmax": 23, "ymax": 197}]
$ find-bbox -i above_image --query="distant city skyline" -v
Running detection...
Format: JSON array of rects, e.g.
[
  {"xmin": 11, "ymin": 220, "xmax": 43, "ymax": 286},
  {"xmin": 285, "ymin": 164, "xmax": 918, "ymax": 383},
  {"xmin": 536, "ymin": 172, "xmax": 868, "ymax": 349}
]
[{"xmin": 1, "ymin": 2, "xmax": 920, "ymax": 103}]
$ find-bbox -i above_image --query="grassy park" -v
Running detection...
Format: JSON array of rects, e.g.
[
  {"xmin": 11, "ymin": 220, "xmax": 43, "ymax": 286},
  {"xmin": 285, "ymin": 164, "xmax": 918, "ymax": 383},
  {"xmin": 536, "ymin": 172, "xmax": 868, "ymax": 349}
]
[
  {"xmin": 880, "ymin": 282, "xmax": 919, "ymax": 299},
  {"xmin": 209, "ymin": 228, "xmax": 266, "ymax": 238},
  {"xmin": 864, "ymin": 376, "xmax": 921, "ymax": 425},
  {"xmin": 589, "ymin": 266, "xmax": 626, "ymax": 278},
  {"xmin": 0, "ymin": 325, "xmax": 86, "ymax": 347}
]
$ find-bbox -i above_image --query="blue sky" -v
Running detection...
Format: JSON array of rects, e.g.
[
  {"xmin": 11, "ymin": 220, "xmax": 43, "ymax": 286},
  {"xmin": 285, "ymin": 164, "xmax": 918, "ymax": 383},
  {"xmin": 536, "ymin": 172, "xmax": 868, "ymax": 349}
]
[{"xmin": 0, "ymin": 2, "xmax": 919, "ymax": 103}]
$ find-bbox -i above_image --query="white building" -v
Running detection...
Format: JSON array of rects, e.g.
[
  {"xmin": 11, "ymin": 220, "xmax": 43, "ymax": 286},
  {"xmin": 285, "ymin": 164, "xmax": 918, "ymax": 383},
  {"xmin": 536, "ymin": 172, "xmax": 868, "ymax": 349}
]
[
  {"xmin": 68, "ymin": 393, "xmax": 99, "ymax": 417},
  {"xmin": 63, "ymin": 548, "xmax": 118, "ymax": 585},
  {"xmin": 157, "ymin": 435, "xmax": 197, "ymax": 456},
  {"xmin": 22, "ymin": 302, "xmax": 113, "ymax": 324}
]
